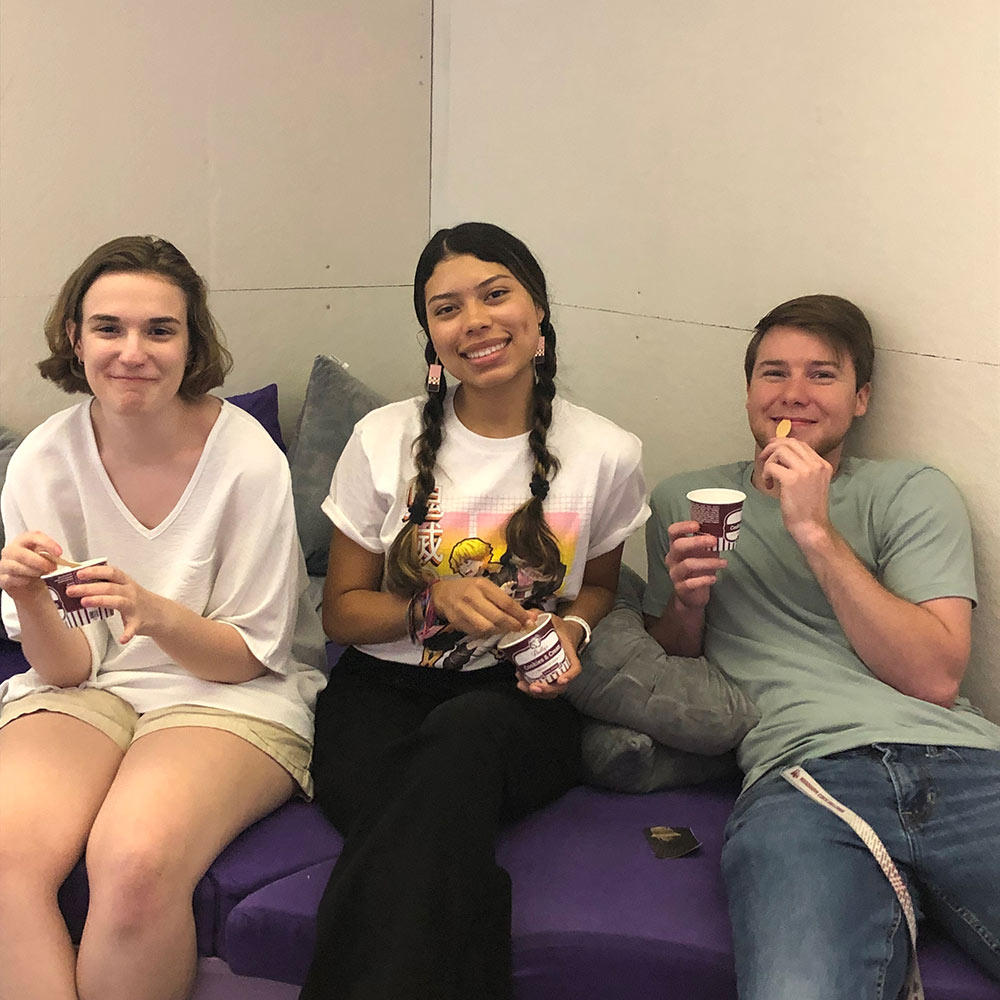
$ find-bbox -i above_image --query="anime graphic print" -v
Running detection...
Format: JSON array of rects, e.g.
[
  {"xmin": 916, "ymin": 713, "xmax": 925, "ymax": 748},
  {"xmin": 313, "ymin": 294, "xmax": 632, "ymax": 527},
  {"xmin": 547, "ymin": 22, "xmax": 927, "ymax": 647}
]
[{"xmin": 403, "ymin": 487, "xmax": 578, "ymax": 671}]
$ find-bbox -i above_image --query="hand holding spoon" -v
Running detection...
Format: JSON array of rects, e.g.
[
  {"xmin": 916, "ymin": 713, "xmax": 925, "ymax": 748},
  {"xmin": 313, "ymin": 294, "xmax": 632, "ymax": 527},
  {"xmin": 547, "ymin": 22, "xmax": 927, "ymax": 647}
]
[{"xmin": 39, "ymin": 550, "xmax": 83, "ymax": 569}]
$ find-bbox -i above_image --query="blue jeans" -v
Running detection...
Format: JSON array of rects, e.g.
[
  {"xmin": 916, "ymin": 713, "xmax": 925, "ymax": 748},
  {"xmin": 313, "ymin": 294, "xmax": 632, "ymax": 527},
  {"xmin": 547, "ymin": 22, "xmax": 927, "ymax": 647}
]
[{"xmin": 722, "ymin": 744, "xmax": 1000, "ymax": 1000}]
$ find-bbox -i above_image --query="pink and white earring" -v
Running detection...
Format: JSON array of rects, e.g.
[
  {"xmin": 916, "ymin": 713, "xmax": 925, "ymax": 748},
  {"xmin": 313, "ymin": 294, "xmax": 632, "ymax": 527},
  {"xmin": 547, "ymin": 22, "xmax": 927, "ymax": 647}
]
[
  {"xmin": 426, "ymin": 357, "xmax": 443, "ymax": 393},
  {"xmin": 533, "ymin": 335, "xmax": 545, "ymax": 365}
]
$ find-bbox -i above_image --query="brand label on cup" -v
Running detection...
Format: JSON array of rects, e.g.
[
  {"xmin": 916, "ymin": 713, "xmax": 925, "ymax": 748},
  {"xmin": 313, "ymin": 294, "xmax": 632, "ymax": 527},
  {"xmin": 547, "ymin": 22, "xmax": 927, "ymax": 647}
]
[
  {"xmin": 497, "ymin": 612, "xmax": 571, "ymax": 684},
  {"xmin": 686, "ymin": 489, "xmax": 747, "ymax": 552},
  {"xmin": 42, "ymin": 558, "xmax": 116, "ymax": 630}
]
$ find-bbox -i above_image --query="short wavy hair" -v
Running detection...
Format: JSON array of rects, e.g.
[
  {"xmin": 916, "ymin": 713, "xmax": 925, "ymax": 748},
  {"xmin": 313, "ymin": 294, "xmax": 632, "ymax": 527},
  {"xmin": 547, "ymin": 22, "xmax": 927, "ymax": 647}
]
[
  {"xmin": 744, "ymin": 294, "xmax": 874, "ymax": 390},
  {"xmin": 38, "ymin": 235, "xmax": 232, "ymax": 399}
]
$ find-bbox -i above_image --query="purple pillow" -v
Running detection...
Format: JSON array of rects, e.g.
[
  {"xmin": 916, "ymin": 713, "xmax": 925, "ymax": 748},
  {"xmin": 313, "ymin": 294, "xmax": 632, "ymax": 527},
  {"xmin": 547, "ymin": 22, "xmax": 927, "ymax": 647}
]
[{"xmin": 226, "ymin": 383, "xmax": 286, "ymax": 453}]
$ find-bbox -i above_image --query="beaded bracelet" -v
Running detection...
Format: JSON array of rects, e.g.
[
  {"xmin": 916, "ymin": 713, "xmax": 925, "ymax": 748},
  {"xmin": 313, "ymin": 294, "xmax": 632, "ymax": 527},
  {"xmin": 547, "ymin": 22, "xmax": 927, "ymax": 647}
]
[{"xmin": 406, "ymin": 580, "xmax": 445, "ymax": 644}]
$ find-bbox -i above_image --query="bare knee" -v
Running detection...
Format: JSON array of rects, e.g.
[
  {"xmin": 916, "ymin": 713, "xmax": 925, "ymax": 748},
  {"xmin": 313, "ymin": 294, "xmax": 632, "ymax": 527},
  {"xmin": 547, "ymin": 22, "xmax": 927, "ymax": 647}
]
[{"xmin": 85, "ymin": 831, "xmax": 192, "ymax": 936}]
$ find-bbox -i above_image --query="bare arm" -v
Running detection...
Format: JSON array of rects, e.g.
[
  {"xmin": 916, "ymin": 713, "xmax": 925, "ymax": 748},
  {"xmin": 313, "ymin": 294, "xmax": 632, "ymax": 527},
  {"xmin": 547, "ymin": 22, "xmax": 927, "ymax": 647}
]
[
  {"xmin": 644, "ymin": 521, "xmax": 727, "ymax": 657},
  {"xmin": 794, "ymin": 525, "xmax": 970, "ymax": 706},
  {"xmin": 0, "ymin": 532, "xmax": 93, "ymax": 686},
  {"xmin": 322, "ymin": 529, "xmax": 409, "ymax": 645},
  {"xmin": 69, "ymin": 562, "xmax": 267, "ymax": 684},
  {"xmin": 555, "ymin": 544, "xmax": 623, "ymax": 644},
  {"xmin": 761, "ymin": 438, "xmax": 971, "ymax": 706},
  {"xmin": 322, "ymin": 528, "xmax": 534, "ymax": 647}
]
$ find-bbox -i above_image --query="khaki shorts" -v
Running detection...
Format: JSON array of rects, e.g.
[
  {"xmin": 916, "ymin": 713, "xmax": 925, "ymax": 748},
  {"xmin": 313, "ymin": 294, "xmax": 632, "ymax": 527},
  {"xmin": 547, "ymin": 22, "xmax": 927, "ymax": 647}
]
[{"xmin": 0, "ymin": 687, "xmax": 314, "ymax": 798}]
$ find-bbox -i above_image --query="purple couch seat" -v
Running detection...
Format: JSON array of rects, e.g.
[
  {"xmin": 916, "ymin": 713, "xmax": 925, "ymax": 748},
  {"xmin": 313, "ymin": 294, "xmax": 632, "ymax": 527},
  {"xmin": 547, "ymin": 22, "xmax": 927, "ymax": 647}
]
[
  {"xmin": 221, "ymin": 781, "xmax": 998, "ymax": 1000},
  {"xmin": 2, "ymin": 638, "xmax": 997, "ymax": 999}
]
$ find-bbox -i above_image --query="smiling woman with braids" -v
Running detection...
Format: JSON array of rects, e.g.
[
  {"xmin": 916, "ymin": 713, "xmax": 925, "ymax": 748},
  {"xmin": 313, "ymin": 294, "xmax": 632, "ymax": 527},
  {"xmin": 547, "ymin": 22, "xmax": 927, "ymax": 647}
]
[{"xmin": 301, "ymin": 223, "xmax": 649, "ymax": 1000}]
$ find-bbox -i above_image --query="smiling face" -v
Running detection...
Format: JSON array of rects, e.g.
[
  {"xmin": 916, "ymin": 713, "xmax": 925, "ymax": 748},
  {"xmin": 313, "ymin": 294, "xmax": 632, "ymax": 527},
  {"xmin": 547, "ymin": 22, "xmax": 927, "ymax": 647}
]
[
  {"xmin": 71, "ymin": 271, "xmax": 190, "ymax": 417},
  {"xmin": 423, "ymin": 254, "xmax": 545, "ymax": 395},
  {"xmin": 746, "ymin": 325, "xmax": 870, "ymax": 466}
]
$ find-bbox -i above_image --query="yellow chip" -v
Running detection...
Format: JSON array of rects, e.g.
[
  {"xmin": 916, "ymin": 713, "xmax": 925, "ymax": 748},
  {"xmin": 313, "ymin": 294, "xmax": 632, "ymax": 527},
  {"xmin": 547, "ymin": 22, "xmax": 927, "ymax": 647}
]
[{"xmin": 776, "ymin": 419, "xmax": 791, "ymax": 438}]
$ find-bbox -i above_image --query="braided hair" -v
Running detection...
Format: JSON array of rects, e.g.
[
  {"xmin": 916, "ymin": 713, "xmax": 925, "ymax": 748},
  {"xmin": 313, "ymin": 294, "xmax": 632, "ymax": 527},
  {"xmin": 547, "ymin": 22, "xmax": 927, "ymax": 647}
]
[{"xmin": 384, "ymin": 223, "xmax": 562, "ymax": 595}]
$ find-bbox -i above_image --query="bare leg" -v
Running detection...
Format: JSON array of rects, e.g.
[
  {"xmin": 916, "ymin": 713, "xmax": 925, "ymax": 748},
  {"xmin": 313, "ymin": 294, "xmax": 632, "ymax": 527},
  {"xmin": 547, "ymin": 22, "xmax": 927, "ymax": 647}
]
[
  {"xmin": 0, "ymin": 712, "xmax": 123, "ymax": 1000},
  {"xmin": 76, "ymin": 727, "xmax": 294, "ymax": 1000}
]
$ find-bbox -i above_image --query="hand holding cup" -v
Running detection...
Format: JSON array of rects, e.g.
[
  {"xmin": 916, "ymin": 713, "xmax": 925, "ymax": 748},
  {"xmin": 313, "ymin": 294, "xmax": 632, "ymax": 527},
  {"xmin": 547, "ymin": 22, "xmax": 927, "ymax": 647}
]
[
  {"xmin": 499, "ymin": 612, "xmax": 581, "ymax": 699},
  {"xmin": 665, "ymin": 521, "xmax": 728, "ymax": 610},
  {"xmin": 65, "ymin": 562, "xmax": 158, "ymax": 641}
]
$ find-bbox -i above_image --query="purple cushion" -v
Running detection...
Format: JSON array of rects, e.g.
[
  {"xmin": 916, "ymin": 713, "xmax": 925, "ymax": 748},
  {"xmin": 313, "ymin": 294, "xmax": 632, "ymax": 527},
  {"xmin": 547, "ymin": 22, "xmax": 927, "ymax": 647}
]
[
  {"xmin": 226, "ymin": 858, "xmax": 338, "ymax": 984},
  {"xmin": 202, "ymin": 800, "xmax": 342, "ymax": 959},
  {"xmin": 56, "ymin": 860, "xmax": 89, "ymax": 944},
  {"xmin": 224, "ymin": 782, "xmax": 999, "ymax": 998},
  {"xmin": 0, "ymin": 639, "xmax": 27, "ymax": 684},
  {"xmin": 500, "ymin": 782, "xmax": 739, "ymax": 1000},
  {"xmin": 227, "ymin": 383, "xmax": 286, "ymax": 453}
]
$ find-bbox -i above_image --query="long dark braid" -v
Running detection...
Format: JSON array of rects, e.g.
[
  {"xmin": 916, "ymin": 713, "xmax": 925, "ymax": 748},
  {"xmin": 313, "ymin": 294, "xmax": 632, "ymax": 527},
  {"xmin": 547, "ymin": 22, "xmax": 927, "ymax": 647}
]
[
  {"xmin": 503, "ymin": 316, "xmax": 563, "ymax": 578},
  {"xmin": 385, "ymin": 222, "xmax": 564, "ymax": 596},
  {"xmin": 384, "ymin": 337, "xmax": 449, "ymax": 594}
]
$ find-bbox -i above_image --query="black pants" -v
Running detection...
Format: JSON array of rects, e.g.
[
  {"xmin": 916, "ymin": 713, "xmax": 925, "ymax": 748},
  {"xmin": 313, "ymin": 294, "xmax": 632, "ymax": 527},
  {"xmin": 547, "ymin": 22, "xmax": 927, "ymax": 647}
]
[{"xmin": 300, "ymin": 647, "xmax": 582, "ymax": 1000}]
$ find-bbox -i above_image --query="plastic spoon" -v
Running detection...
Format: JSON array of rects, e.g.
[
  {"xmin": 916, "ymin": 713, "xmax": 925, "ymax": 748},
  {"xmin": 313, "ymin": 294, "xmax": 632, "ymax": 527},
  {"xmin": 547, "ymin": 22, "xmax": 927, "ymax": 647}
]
[{"xmin": 39, "ymin": 551, "xmax": 82, "ymax": 569}]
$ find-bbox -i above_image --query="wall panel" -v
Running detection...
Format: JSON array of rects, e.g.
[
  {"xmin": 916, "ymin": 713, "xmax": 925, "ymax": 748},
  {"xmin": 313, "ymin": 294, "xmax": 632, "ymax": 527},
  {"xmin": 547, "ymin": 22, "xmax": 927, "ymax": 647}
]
[
  {"xmin": 432, "ymin": 0, "xmax": 1000, "ymax": 716},
  {"xmin": 0, "ymin": 0, "xmax": 431, "ymax": 430}
]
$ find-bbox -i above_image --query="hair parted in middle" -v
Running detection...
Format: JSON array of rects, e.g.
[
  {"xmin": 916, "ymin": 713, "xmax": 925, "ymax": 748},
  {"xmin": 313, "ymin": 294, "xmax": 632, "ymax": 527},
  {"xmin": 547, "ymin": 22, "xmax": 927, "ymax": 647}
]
[{"xmin": 384, "ymin": 222, "xmax": 563, "ymax": 596}]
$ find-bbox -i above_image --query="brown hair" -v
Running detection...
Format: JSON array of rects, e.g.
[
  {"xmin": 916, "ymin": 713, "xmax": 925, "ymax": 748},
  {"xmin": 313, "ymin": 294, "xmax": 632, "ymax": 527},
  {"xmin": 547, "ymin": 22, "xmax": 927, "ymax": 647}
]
[
  {"xmin": 385, "ymin": 223, "xmax": 562, "ymax": 596},
  {"xmin": 744, "ymin": 294, "xmax": 874, "ymax": 390},
  {"xmin": 38, "ymin": 235, "xmax": 232, "ymax": 399}
]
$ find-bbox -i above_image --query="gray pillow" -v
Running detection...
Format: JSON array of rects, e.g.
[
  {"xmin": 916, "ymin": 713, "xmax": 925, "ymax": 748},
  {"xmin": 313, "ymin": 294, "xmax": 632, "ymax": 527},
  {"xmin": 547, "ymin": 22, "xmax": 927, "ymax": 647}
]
[
  {"xmin": 1, "ymin": 427, "xmax": 24, "ymax": 639},
  {"xmin": 288, "ymin": 356, "xmax": 387, "ymax": 575},
  {"xmin": 580, "ymin": 720, "xmax": 739, "ymax": 793},
  {"xmin": 566, "ymin": 564, "xmax": 759, "ymax": 756}
]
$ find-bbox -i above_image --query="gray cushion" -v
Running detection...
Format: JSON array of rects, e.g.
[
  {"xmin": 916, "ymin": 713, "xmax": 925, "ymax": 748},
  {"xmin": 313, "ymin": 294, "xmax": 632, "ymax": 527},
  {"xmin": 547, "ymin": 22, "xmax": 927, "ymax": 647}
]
[
  {"xmin": 567, "ymin": 564, "xmax": 758, "ymax": 792},
  {"xmin": 288, "ymin": 356, "xmax": 387, "ymax": 575},
  {"xmin": 0, "ymin": 427, "xmax": 20, "ymax": 532},
  {"xmin": 566, "ymin": 565, "xmax": 759, "ymax": 756},
  {"xmin": 580, "ymin": 720, "xmax": 739, "ymax": 793},
  {"xmin": 0, "ymin": 427, "xmax": 24, "ymax": 639}
]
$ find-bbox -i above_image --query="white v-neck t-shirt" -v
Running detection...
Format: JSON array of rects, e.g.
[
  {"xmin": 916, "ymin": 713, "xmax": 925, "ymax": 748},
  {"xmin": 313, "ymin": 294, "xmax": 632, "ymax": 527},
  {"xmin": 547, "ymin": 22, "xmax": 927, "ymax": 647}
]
[{"xmin": 0, "ymin": 400, "xmax": 327, "ymax": 739}]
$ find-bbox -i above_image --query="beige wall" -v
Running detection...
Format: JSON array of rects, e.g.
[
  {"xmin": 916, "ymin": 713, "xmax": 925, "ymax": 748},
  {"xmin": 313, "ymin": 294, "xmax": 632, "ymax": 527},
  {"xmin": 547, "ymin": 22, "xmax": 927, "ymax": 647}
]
[
  {"xmin": 431, "ymin": 0, "xmax": 1000, "ymax": 718},
  {"xmin": 0, "ymin": 0, "xmax": 431, "ymax": 437},
  {"xmin": 2, "ymin": 1, "xmax": 997, "ymax": 720}
]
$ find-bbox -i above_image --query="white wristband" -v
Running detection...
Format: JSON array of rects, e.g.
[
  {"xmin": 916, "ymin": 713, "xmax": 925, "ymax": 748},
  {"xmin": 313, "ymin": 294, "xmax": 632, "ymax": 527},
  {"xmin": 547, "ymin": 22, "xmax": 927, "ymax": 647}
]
[{"xmin": 562, "ymin": 615, "xmax": 592, "ymax": 654}]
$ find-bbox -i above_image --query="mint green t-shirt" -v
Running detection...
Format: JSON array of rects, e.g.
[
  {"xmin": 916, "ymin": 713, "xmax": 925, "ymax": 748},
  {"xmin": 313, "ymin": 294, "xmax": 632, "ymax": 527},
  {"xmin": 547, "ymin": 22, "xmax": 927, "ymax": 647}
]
[{"xmin": 644, "ymin": 458, "xmax": 1000, "ymax": 789}]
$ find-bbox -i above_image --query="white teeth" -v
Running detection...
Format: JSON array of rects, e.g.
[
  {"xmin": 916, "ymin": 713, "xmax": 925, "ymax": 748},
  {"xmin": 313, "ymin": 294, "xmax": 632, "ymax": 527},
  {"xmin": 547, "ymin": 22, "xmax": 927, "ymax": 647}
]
[{"xmin": 465, "ymin": 342, "xmax": 505, "ymax": 360}]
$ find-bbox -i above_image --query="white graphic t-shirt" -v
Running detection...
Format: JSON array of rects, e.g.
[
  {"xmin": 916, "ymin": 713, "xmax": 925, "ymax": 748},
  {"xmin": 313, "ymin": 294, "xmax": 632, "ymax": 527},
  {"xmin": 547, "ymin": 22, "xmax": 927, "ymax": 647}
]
[{"xmin": 323, "ymin": 390, "xmax": 649, "ymax": 671}]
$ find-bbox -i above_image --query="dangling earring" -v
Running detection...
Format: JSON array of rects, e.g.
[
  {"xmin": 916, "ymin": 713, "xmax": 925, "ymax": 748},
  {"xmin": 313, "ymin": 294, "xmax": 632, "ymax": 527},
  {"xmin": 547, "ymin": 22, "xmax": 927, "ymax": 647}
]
[
  {"xmin": 426, "ymin": 356, "xmax": 443, "ymax": 393},
  {"xmin": 70, "ymin": 355, "xmax": 85, "ymax": 378},
  {"xmin": 533, "ymin": 335, "xmax": 545, "ymax": 365}
]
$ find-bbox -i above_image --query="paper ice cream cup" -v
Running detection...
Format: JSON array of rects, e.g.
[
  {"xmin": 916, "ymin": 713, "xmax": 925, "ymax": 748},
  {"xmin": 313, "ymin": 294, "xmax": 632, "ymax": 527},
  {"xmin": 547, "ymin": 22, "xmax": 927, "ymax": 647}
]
[
  {"xmin": 686, "ymin": 489, "xmax": 746, "ymax": 552},
  {"xmin": 42, "ymin": 558, "xmax": 115, "ymax": 629},
  {"xmin": 497, "ymin": 613, "xmax": 571, "ymax": 685}
]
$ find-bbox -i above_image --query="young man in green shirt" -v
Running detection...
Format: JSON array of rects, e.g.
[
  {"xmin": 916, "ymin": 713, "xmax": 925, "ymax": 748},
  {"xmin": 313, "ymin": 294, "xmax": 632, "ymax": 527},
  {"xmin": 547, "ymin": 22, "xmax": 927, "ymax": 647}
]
[{"xmin": 644, "ymin": 294, "xmax": 1000, "ymax": 998}]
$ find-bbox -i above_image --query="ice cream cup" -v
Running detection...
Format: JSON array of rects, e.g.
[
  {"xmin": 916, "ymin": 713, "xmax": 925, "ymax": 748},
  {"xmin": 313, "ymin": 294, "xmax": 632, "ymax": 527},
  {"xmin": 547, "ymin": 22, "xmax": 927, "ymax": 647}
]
[
  {"xmin": 497, "ymin": 612, "xmax": 571, "ymax": 685},
  {"xmin": 686, "ymin": 488, "xmax": 746, "ymax": 552},
  {"xmin": 42, "ymin": 558, "xmax": 115, "ymax": 629}
]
